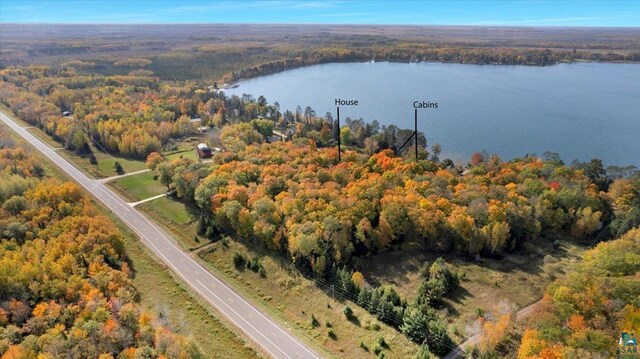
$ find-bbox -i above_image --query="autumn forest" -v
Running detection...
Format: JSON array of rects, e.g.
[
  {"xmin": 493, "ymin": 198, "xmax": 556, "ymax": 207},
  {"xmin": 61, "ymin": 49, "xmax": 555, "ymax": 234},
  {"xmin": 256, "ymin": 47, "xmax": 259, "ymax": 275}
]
[{"xmin": 1, "ymin": 23, "xmax": 639, "ymax": 359}]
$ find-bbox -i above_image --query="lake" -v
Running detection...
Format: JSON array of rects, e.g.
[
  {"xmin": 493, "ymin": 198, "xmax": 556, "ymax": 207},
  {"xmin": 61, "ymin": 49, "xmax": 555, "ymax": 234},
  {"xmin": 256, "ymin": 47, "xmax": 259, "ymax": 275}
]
[{"xmin": 225, "ymin": 62, "xmax": 640, "ymax": 166}]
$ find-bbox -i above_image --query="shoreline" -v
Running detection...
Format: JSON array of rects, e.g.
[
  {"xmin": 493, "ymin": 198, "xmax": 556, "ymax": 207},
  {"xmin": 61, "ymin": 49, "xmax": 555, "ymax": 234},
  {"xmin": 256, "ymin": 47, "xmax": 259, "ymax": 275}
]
[
  {"xmin": 218, "ymin": 56, "xmax": 640, "ymax": 87},
  {"xmin": 218, "ymin": 61, "xmax": 640, "ymax": 168}
]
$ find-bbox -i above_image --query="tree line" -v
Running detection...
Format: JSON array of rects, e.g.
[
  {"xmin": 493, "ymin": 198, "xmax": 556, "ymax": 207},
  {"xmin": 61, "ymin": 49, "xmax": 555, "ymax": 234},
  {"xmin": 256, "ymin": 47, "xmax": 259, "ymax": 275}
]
[{"xmin": 223, "ymin": 45, "xmax": 640, "ymax": 84}]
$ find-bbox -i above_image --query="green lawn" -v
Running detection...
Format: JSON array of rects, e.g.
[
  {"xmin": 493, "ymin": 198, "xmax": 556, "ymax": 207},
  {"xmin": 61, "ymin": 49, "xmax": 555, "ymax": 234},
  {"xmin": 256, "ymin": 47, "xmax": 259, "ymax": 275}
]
[
  {"xmin": 109, "ymin": 171, "xmax": 166, "ymax": 202},
  {"xmin": 141, "ymin": 196, "xmax": 198, "ymax": 225},
  {"xmin": 138, "ymin": 197, "xmax": 201, "ymax": 248},
  {"xmin": 139, "ymin": 198, "xmax": 422, "ymax": 358},
  {"xmin": 58, "ymin": 147, "xmax": 147, "ymax": 179},
  {"xmin": 96, "ymin": 152, "xmax": 147, "ymax": 176},
  {"xmin": 164, "ymin": 148, "xmax": 198, "ymax": 162}
]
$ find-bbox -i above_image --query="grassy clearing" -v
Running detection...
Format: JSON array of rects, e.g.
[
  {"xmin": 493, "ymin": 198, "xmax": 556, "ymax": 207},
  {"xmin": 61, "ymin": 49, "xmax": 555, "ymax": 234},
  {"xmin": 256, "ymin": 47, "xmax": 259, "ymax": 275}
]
[
  {"xmin": 95, "ymin": 151, "xmax": 147, "ymax": 177},
  {"xmin": 360, "ymin": 239, "xmax": 587, "ymax": 342},
  {"xmin": 138, "ymin": 197, "xmax": 201, "ymax": 248},
  {"xmin": 0, "ymin": 120, "xmax": 261, "ymax": 359},
  {"xmin": 165, "ymin": 148, "xmax": 199, "ymax": 162},
  {"xmin": 56, "ymin": 146, "xmax": 147, "ymax": 179},
  {"xmin": 108, "ymin": 171, "xmax": 165, "ymax": 202},
  {"xmin": 138, "ymin": 198, "xmax": 421, "ymax": 358}
]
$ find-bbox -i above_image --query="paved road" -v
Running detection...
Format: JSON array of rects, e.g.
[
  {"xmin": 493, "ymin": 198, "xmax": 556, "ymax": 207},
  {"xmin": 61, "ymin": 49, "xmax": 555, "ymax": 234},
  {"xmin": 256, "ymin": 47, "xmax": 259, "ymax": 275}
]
[
  {"xmin": 442, "ymin": 300, "xmax": 542, "ymax": 359},
  {"xmin": 1, "ymin": 111, "xmax": 322, "ymax": 359}
]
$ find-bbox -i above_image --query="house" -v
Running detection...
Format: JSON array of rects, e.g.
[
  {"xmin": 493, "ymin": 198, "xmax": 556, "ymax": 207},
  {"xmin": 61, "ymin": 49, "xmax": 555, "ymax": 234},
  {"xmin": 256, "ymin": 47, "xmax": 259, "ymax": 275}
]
[{"xmin": 196, "ymin": 143, "xmax": 212, "ymax": 158}]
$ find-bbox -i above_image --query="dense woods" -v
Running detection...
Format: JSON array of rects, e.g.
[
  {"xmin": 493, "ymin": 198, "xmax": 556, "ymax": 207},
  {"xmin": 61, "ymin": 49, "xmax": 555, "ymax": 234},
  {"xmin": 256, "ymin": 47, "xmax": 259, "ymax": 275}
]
[
  {"xmin": 0, "ymin": 140, "xmax": 199, "ymax": 358},
  {"xmin": 0, "ymin": 66, "xmax": 192, "ymax": 159},
  {"xmin": 517, "ymin": 228, "xmax": 640, "ymax": 358},
  {"xmin": 2, "ymin": 24, "xmax": 639, "ymax": 82},
  {"xmin": 192, "ymin": 141, "xmax": 627, "ymax": 267}
]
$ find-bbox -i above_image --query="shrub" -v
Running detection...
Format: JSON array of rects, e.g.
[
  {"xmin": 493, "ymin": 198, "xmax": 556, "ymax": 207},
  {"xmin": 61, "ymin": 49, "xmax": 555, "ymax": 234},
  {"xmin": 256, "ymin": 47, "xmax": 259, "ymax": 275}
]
[
  {"xmin": 328, "ymin": 329, "xmax": 337, "ymax": 340},
  {"xmin": 416, "ymin": 258, "xmax": 460, "ymax": 305},
  {"xmin": 377, "ymin": 336, "xmax": 388, "ymax": 349},
  {"xmin": 232, "ymin": 252, "xmax": 245, "ymax": 267},
  {"xmin": 372, "ymin": 345, "xmax": 382, "ymax": 355},
  {"xmin": 343, "ymin": 305, "xmax": 354, "ymax": 320},
  {"xmin": 310, "ymin": 314, "xmax": 319, "ymax": 328},
  {"xmin": 359, "ymin": 341, "xmax": 369, "ymax": 351},
  {"xmin": 249, "ymin": 256, "xmax": 261, "ymax": 272},
  {"xmin": 416, "ymin": 342, "xmax": 431, "ymax": 359}
]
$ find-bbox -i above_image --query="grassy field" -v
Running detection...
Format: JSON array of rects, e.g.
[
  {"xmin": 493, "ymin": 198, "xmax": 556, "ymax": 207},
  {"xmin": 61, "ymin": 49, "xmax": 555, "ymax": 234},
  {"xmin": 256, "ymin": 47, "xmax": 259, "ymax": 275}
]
[
  {"xmin": 137, "ymin": 197, "xmax": 421, "ymax": 358},
  {"xmin": 55, "ymin": 145, "xmax": 147, "ymax": 179},
  {"xmin": 0, "ymin": 120, "xmax": 261, "ymax": 359},
  {"xmin": 360, "ymin": 239, "xmax": 587, "ymax": 342},
  {"xmin": 109, "ymin": 171, "xmax": 166, "ymax": 202},
  {"xmin": 165, "ymin": 148, "xmax": 199, "ymax": 162},
  {"xmin": 138, "ymin": 197, "xmax": 202, "ymax": 248},
  {"xmin": 96, "ymin": 151, "xmax": 147, "ymax": 176}
]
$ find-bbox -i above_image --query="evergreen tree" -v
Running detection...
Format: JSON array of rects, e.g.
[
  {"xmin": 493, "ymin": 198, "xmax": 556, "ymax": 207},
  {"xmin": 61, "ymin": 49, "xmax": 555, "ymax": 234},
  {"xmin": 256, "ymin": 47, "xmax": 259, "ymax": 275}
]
[{"xmin": 114, "ymin": 161, "xmax": 124, "ymax": 175}]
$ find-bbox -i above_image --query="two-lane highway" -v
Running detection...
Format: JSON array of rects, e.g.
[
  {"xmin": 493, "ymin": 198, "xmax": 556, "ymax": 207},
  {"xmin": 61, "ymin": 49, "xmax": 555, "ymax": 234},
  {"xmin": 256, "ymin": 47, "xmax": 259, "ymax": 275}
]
[{"xmin": 1, "ymin": 110, "xmax": 322, "ymax": 359}]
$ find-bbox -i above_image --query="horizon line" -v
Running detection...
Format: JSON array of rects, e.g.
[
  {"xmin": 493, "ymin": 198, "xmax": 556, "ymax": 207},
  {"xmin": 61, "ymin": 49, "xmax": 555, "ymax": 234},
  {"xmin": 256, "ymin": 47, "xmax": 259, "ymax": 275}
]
[{"xmin": 2, "ymin": 22, "xmax": 639, "ymax": 29}]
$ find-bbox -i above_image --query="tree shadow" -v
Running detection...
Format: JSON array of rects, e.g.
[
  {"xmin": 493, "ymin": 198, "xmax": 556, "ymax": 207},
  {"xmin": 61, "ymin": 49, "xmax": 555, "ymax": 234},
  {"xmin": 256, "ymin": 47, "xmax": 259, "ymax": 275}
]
[
  {"xmin": 446, "ymin": 284, "xmax": 474, "ymax": 305},
  {"xmin": 347, "ymin": 315, "xmax": 362, "ymax": 327}
]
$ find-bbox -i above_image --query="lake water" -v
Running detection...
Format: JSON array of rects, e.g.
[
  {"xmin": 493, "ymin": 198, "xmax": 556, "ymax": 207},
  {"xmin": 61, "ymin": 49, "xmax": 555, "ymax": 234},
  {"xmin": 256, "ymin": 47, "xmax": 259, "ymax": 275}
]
[{"xmin": 225, "ymin": 62, "xmax": 640, "ymax": 166}]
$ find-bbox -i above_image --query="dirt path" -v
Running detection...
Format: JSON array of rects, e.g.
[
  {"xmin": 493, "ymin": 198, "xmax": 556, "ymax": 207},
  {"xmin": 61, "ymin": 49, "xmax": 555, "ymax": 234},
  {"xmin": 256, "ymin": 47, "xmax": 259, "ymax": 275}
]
[{"xmin": 442, "ymin": 300, "xmax": 542, "ymax": 359}]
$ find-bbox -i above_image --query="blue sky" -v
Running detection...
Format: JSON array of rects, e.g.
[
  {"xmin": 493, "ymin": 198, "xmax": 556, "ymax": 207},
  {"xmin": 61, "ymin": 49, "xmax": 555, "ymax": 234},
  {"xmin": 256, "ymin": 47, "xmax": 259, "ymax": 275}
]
[{"xmin": 1, "ymin": 0, "xmax": 639, "ymax": 26}]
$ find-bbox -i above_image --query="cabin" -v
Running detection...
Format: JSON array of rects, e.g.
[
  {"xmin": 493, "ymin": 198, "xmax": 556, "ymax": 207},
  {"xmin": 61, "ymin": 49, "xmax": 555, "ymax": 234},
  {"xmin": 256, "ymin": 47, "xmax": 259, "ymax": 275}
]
[{"xmin": 196, "ymin": 143, "xmax": 212, "ymax": 159}]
